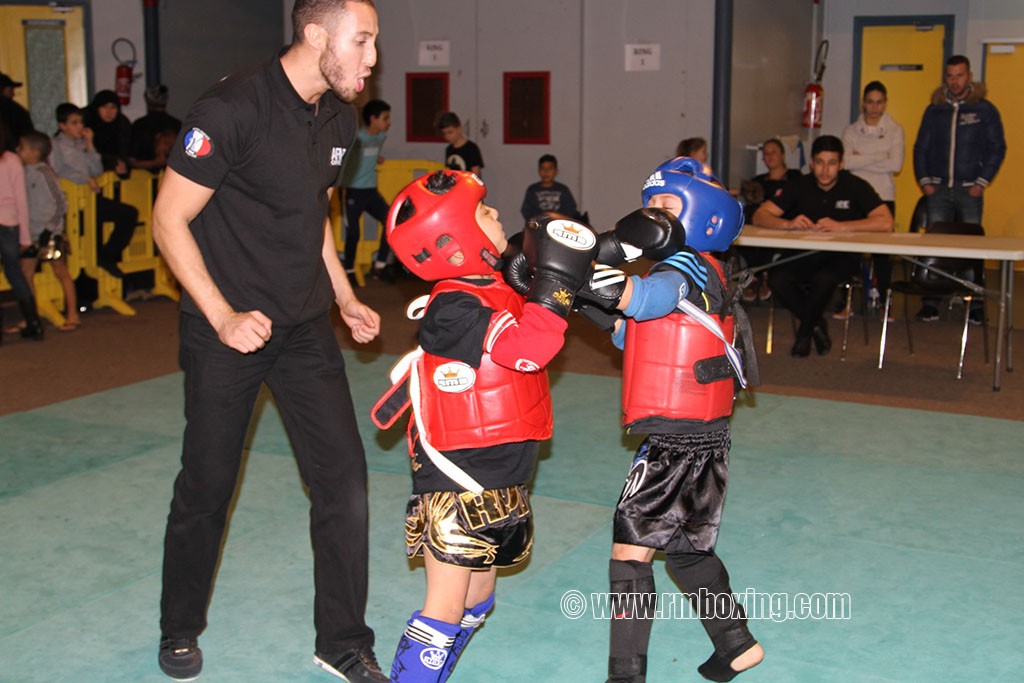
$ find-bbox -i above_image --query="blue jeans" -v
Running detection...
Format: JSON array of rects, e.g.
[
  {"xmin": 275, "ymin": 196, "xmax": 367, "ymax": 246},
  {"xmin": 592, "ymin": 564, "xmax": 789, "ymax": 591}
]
[
  {"xmin": 0, "ymin": 225, "xmax": 33, "ymax": 301},
  {"xmin": 925, "ymin": 186, "xmax": 983, "ymax": 226}
]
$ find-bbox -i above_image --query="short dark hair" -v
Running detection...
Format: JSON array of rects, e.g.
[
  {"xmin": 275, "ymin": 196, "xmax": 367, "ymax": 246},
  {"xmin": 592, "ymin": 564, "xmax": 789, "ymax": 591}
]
[
  {"xmin": 291, "ymin": 0, "xmax": 375, "ymax": 45},
  {"xmin": 436, "ymin": 111, "xmax": 461, "ymax": 130},
  {"xmin": 946, "ymin": 54, "xmax": 971, "ymax": 71},
  {"xmin": 761, "ymin": 138, "xmax": 785, "ymax": 155},
  {"xmin": 863, "ymin": 80, "xmax": 887, "ymax": 99},
  {"xmin": 55, "ymin": 102, "xmax": 81, "ymax": 124},
  {"xmin": 20, "ymin": 130, "xmax": 52, "ymax": 159},
  {"xmin": 811, "ymin": 134, "xmax": 844, "ymax": 160},
  {"xmin": 538, "ymin": 154, "xmax": 557, "ymax": 168},
  {"xmin": 676, "ymin": 137, "xmax": 706, "ymax": 157},
  {"xmin": 362, "ymin": 99, "xmax": 390, "ymax": 126}
]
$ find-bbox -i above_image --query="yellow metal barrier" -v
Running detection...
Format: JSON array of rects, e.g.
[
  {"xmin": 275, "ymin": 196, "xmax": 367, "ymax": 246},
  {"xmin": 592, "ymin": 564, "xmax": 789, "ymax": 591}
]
[{"xmin": 330, "ymin": 158, "xmax": 444, "ymax": 285}]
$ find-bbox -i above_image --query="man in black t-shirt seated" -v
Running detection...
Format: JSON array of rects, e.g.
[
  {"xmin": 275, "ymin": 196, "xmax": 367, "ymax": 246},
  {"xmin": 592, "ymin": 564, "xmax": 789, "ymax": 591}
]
[{"xmin": 752, "ymin": 135, "xmax": 893, "ymax": 357}]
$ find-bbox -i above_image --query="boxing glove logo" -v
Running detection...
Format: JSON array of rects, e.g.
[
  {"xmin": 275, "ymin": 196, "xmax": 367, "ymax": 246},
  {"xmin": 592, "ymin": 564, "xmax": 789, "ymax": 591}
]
[{"xmin": 546, "ymin": 220, "xmax": 596, "ymax": 251}]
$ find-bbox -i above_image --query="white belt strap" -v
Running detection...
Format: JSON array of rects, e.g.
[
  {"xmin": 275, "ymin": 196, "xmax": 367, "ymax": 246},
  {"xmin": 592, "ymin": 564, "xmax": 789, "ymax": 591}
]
[
  {"xmin": 404, "ymin": 348, "xmax": 485, "ymax": 494},
  {"xmin": 677, "ymin": 298, "xmax": 748, "ymax": 389}
]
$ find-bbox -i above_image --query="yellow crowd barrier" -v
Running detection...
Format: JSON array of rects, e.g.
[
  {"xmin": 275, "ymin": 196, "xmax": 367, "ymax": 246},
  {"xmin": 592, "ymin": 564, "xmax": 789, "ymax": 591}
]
[
  {"xmin": 64, "ymin": 171, "xmax": 179, "ymax": 317},
  {"xmin": 330, "ymin": 158, "xmax": 445, "ymax": 286}
]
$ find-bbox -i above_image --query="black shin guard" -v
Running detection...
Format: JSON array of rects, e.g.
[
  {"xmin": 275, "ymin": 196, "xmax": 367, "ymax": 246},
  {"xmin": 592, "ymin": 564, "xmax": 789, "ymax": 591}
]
[
  {"xmin": 665, "ymin": 552, "xmax": 757, "ymax": 682},
  {"xmin": 607, "ymin": 559, "xmax": 657, "ymax": 682}
]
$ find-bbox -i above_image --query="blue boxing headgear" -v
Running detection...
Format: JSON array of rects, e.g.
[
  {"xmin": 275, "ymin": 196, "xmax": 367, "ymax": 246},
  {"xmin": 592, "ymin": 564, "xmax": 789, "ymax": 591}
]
[{"xmin": 640, "ymin": 156, "xmax": 744, "ymax": 252}]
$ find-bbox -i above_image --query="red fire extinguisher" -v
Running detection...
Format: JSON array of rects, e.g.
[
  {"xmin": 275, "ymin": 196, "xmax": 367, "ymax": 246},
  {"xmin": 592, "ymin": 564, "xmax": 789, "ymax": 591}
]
[
  {"xmin": 801, "ymin": 40, "xmax": 829, "ymax": 129},
  {"xmin": 112, "ymin": 38, "xmax": 138, "ymax": 105}
]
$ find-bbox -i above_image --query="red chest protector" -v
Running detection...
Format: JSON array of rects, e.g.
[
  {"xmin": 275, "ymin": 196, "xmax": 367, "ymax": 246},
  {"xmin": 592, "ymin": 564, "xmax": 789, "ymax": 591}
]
[
  {"xmin": 621, "ymin": 256, "xmax": 736, "ymax": 427},
  {"xmin": 417, "ymin": 276, "xmax": 553, "ymax": 451}
]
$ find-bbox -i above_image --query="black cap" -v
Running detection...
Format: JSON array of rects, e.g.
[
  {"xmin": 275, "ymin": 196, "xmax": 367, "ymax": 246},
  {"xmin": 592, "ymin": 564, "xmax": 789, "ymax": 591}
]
[{"xmin": 0, "ymin": 73, "xmax": 24, "ymax": 89}]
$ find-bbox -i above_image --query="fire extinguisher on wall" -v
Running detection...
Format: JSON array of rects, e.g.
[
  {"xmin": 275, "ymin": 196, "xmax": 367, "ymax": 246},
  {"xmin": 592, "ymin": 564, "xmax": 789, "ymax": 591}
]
[
  {"xmin": 112, "ymin": 38, "xmax": 138, "ymax": 105},
  {"xmin": 801, "ymin": 40, "xmax": 829, "ymax": 129}
]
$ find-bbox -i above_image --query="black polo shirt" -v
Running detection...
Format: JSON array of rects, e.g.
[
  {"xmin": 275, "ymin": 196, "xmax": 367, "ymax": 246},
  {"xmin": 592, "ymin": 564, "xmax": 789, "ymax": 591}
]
[
  {"xmin": 168, "ymin": 53, "xmax": 357, "ymax": 326},
  {"xmin": 772, "ymin": 170, "xmax": 883, "ymax": 223}
]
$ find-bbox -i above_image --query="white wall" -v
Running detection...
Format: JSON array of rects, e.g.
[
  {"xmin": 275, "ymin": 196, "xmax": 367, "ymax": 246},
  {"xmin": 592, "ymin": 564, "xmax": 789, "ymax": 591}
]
[{"xmin": 89, "ymin": 0, "xmax": 147, "ymax": 120}]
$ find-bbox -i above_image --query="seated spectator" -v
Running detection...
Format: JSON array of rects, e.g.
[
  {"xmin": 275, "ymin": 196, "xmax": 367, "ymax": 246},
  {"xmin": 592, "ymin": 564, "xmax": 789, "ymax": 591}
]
[
  {"xmin": 83, "ymin": 90, "xmax": 132, "ymax": 178},
  {"xmin": 17, "ymin": 130, "xmax": 79, "ymax": 330},
  {"xmin": 675, "ymin": 136, "xmax": 717, "ymax": 177},
  {"xmin": 738, "ymin": 138, "xmax": 802, "ymax": 302},
  {"xmin": 49, "ymin": 102, "xmax": 138, "ymax": 278},
  {"xmin": 131, "ymin": 85, "xmax": 182, "ymax": 174},
  {"xmin": 520, "ymin": 154, "xmax": 579, "ymax": 223},
  {"xmin": 752, "ymin": 135, "xmax": 893, "ymax": 357}
]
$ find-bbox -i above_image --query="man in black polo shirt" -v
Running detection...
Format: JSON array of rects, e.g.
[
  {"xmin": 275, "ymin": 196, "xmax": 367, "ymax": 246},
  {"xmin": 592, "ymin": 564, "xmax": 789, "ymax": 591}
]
[
  {"xmin": 752, "ymin": 135, "xmax": 893, "ymax": 357},
  {"xmin": 151, "ymin": 1, "xmax": 386, "ymax": 681}
]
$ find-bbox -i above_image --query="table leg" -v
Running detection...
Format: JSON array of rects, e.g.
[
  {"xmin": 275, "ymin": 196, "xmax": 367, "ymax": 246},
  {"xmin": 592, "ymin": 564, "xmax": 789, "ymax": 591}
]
[
  {"xmin": 1006, "ymin": 264, "xmax": 1014, "ymax": 373},
  {"xmin": 993, "ymin": 261, "xmax": 1009, "ymax": 391}
]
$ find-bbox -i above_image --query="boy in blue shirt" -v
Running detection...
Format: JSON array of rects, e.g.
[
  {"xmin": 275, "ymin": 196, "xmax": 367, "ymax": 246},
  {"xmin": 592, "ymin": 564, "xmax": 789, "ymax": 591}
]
[
  {"xmin": 520, "ymin": 154, "xmax": 579, "ymax": 223},
  {"xmin": 341, "ymin": 99, "xmax": 395, "ymax": 281}
]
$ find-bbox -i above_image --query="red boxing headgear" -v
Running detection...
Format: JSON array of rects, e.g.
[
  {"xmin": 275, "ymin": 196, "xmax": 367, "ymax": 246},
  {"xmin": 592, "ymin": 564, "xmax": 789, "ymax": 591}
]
[{"xmin": 386, "ymin": 170, "xmax": 502, "ymax": 281}]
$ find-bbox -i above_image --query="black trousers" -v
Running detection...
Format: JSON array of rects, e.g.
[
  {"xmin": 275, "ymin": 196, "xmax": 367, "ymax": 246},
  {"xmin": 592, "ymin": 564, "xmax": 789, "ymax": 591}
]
[
  {"xmin": 96, "ymin": 195, "xmax": 139, "ymax": 263},
  {"xmin": 767, "ymin": 251, "xmax": 859, "ymax": 336},
  {"xmin": 344, "ymin": 187, "xmax": 391, "ymax": 269},
  {"xmin": 160, "ymin": 312, "xmax": 374, "ymax": 654}
]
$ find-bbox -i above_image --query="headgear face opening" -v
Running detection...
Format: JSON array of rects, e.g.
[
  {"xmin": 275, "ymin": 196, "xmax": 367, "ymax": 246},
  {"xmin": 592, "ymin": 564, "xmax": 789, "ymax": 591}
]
[
  {"xmin": 641, "ymin": 156, "xmax": 744, "ymax": 252},
  {"xmin": 386, "ymin": 170, "xmax": 501, "ymax": 281}
]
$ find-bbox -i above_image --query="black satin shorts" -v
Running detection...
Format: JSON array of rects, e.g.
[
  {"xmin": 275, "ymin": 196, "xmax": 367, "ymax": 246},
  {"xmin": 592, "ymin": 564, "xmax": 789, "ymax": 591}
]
[
  {"xmin": 613, "ymin": 428, "xmax": 730, "ymax": 554},
  {"xmin": 406, "ymin": 485, "xmax": 533, "ymax": 569}
]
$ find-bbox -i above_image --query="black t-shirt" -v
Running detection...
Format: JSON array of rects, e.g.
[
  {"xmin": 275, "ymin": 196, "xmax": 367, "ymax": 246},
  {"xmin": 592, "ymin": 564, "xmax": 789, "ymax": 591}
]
[
  {"xmin": 445, "ymin": 140, "xmax": 484, "ymax": 172},
  {"xmin": 772, "ymin": 170, "xmax": 883, "ymax": 223},
  {"xmin": 411, "ymin": 281, "xmax": 540, "ymax": 493},
  {"xmin": 168, "ymin": 53, "xmax": 357, "ymax": 326},
  {"xmin": 131, "ymin": 110, "xmax": 182, "ymax": 160}
]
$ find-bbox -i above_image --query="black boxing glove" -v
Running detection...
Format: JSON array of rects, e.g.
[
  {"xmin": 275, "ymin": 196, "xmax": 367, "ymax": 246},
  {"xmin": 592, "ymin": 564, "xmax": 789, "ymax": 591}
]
[
  {"xmin": 595, "ymin": 207, "xmax": 686, "ymax": 266},
  {"xmin": 521, "ymin": 215, "xmax": 598, "ymax": 318},
  {"xmin": 574, "ymin": 263, "xmax": 629, "ymax": 310},
  {"xmin": 501, "ymin": 232, "xmax": 531, "ymax": 294}
]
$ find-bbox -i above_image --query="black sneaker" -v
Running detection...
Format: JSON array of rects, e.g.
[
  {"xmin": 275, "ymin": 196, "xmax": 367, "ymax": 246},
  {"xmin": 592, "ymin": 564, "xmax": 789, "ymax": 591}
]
[
  {"xmin": 159, "ymin": 636, "xmax": 203, "ymax": 681},
  {"xmin": 314, "ymin": 646, "xmax": 388, "ymax": 682},
  {"xmin": 915, "ymin": 305, "xmax": 939, "ymax": 322},
  {"xmin": 968, "ymin": 308, "xmax": 984, "ymax": 326}
]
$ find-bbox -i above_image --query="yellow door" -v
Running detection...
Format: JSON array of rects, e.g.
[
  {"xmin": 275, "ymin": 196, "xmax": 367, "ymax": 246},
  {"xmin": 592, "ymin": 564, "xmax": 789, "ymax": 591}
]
[
  {"xmin": 0, "ymin": 4, "xmax": 87, "ymax": 129},
  {"xmin": 859, "ymin": 23, "xmax": 946, "ymax": 232},
  {"xmin": 982, "ymin": 43, "xmax": 1024, "ymax": 246}
]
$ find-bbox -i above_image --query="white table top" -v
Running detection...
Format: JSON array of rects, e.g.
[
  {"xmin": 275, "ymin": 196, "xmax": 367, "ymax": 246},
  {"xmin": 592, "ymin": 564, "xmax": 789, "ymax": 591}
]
[{"xmin": 735, "ymin": 226, "xmax": 1024, "ymax": 261}]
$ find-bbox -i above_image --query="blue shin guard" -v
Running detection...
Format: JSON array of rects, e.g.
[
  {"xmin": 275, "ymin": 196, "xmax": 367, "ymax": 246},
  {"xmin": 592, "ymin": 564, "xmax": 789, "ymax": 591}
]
[
  {"xmin": 437, "ymin": 593, "xmax": 495, "ymax": 682},
  {"xmin": 390, "ymin": 613, "xmax": 460, "ymax": 682}
]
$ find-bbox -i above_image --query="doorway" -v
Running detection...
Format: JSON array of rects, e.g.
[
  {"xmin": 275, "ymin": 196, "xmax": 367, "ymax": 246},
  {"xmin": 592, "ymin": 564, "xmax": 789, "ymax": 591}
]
[
  {"xmin": 0, "ymin": 2, "xmax": 88, "ymax": 133},
  {"xmin": 853, "ymin": 16, "xmax": 952, "ymax": 232},
  {"xmin": 981, "ymin": 41, "xmax": 1024, "ymax": 244}
]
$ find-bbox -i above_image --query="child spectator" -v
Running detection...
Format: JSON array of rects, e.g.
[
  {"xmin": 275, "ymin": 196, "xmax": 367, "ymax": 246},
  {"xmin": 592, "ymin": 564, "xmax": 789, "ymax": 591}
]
[
  {"xmin": 374, "ymin": 169, "xmax": 596, "ymax": 681},
  {"xmin": 49, "ymin": 102, "xmax": 138, "ymax": 278},
  {"xmin": 0, "ymin": 121, "xmax": 44, "ymax": 340},
  {"xmin": 340, "ymin": 99, "xmax": 395, "ymax": 281},
  {"xmin": 574, "ymin": 157, "xmax": 763, "ymax": 682},
  {"xmin": 17, "ymin": 130, "xmax": 79, "ymax": 331},
  {"xmin": 438, "ymin": 112, "xmax": 483, "ymax": 176},
  {"xmin": 520, "ymin": 153, "xmax": 579, "ymax": 223}
]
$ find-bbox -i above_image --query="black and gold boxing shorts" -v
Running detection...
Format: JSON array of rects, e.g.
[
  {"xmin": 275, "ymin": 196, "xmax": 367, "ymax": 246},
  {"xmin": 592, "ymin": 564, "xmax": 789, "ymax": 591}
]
[{"xmin": 406, "ymin": 485, "xmax": 533, "ymax": 569}]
